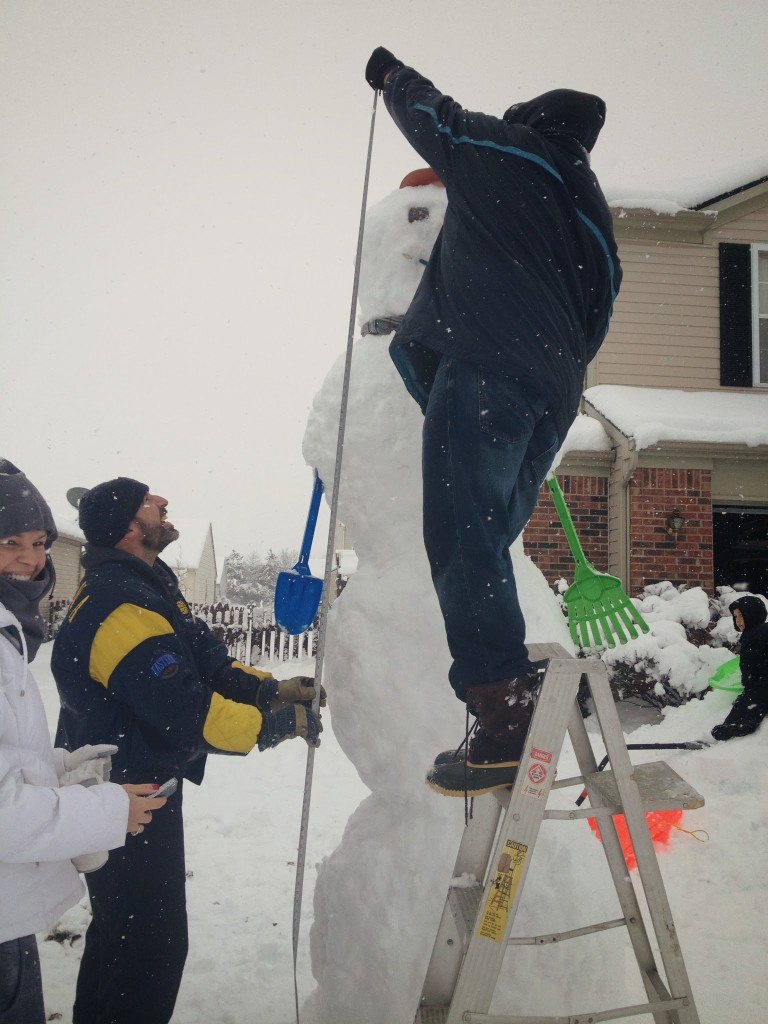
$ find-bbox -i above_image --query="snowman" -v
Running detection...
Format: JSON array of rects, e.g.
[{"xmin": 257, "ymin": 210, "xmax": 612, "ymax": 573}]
[{"xmin": 301, "ymin": 171, "xmax": 573, "ymax": 1024}]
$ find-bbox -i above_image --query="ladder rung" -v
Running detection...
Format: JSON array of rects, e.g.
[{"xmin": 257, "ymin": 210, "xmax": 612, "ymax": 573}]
[
  {"xmin": 447, "ymin": 883, "xmax": 484, "ymax": 945},
  {"xmin": 416, "ymin": 1007, "xmax": 448, "ymax": 1023},
  {"xmin": 507, "ymin": 917, "xmax": 627, "ymax": 945},
  {"xmin": 462, "ymin": 994, "xmax": 689, "ymax": 1023},
  {"xmin": 585, "ymin": 760, "xmax": 704, "ymax": 811}
]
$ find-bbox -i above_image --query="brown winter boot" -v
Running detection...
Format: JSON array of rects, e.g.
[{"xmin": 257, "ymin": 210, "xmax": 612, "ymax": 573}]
[{"xmin": 426, "ymin": 675, "xmax": 540, "ymax": 797}]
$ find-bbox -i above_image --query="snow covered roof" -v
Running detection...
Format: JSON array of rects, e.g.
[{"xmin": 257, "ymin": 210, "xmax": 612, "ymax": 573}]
[
  {"xmin": 584, "ymin": 386, "xmax": 768, "ymax": 451},
  {"xmin": 162, "ymin": 519, "xmax": 213, "ymax": 570}
]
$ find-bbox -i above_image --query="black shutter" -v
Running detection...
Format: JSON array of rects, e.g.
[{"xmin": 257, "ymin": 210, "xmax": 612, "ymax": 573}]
[{"xmin": 719, "ymin": 242, "xmax": 752, "ymax": 386}]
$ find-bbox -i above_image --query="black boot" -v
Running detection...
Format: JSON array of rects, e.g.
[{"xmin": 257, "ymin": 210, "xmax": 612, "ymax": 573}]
[{"xmin": 426, "ymin": 675, "xmax": 540, "ymax": 797}]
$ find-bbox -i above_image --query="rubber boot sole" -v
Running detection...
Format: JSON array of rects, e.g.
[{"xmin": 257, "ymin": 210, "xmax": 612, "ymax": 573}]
[{"xmin": 425, "ymin": 757, "xmax": 520, "ymax": 797}]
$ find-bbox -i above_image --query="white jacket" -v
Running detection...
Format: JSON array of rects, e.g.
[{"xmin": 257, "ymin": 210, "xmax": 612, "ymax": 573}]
[{"xmin": 0, "ymin": 604, "xmax": 129, "ymax": 944}]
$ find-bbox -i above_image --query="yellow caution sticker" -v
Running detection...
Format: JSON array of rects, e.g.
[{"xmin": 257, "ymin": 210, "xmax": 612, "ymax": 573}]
[{"xmin": 477, "ymin": 839, "xmax": 528, "ymax": 943}]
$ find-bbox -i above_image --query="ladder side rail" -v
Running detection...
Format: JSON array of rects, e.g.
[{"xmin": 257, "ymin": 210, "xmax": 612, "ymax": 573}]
[
  {"xmin": 444, "ymin": 661, "xmax": 581, "ymax": 1024},
  {"xmin": 419, "ymin": 795, "xmax": 505, "ymax": 1008},
  {"xmin": 561, "ymin": 688, "xmax": 663, "ymax": 1007},
  {"xmin": 585, "ymin": 665, "xmax": 700, "ymax": 1024}
]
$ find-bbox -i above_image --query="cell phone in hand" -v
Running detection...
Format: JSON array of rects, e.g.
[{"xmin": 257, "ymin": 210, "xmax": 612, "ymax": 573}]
[{"xmin": 146, "ymin": 777, "xmax": 178, "ymax": 799}]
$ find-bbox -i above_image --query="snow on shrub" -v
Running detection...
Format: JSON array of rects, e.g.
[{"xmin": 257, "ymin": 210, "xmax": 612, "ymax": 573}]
[{"xmin": 557, "ymin": 581, "xmax": 751, "ymax": 708}]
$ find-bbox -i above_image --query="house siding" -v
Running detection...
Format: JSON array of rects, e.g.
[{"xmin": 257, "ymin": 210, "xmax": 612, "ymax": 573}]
[
  {"xmin": 592, "ymin": 201, "xmax": 768, "ymax": 391},
  {"xmin": 595, "ymin": 240, "xmax": 721, "ymax": 388}
]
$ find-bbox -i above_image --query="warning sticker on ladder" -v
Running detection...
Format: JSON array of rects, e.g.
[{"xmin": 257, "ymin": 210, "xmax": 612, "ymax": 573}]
[
  {"xmin": 522, "ymin": 747, "xmax": 553, "ymax": 799},
  {"xmin": 477, "ymin": 839, "xmax": 528, "ymax": 943}
]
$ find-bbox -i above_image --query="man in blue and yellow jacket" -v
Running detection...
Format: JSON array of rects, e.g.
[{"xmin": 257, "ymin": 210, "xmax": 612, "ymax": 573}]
[{"xmin": 52, "ymin": 476, "xmax": 321, "ymax": 1024}]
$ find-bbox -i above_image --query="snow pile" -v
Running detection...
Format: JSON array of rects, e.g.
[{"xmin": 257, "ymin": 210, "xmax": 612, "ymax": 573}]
[
  {"xmin": 301, "ymin": 181, "xmax": 572, "ymax": 1024},
  {"xmin": 598, "ymin": 582, "xmax": 741, "ymax": 702}
]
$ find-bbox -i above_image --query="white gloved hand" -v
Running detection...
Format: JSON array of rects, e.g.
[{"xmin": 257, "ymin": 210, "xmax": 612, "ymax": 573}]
[{"xmin": 56, "ymin": 744, "xmax": 119, "ymax": 787}]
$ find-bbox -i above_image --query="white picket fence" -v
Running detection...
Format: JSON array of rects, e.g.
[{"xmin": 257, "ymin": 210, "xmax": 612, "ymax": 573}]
[{"xmin": 190, "ymin": 602, "xmax": 317, "ymax": 664}]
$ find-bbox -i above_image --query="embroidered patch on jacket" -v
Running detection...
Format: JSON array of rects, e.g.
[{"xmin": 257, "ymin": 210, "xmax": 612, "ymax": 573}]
[
  {"xmin": 176, "ymin": 599, "xmax": 190, "ymax": 616},
  {"xmin": 150, "ymin": 652, "xmax": 180, "ymax": 679}
]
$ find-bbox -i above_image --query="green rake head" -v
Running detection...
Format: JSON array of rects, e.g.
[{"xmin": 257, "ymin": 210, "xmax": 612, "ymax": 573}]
[
  {"xmin": 562, "ymin": 565, "xmax": 650, "ymax": 651},
  {"xmin": 546, "ymin": 476, "xmax": 649, "ymax": 652}
]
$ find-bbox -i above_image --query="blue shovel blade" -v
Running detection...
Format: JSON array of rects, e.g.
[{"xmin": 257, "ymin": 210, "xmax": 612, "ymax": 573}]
[{"xmin": 274, "ymin": 569, "xmax": 323, "ymax": 635}]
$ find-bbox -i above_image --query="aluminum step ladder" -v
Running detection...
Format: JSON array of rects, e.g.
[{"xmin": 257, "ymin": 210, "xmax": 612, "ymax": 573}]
[{"xmin": 415, "ymin": 642, "xmax": 703, "ymax": 1024}]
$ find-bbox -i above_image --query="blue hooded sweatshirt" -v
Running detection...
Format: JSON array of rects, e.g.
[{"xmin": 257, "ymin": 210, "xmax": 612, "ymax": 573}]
[{"xmin": 383, "ymin": 68, "xmax": 622, "ymax": 439}]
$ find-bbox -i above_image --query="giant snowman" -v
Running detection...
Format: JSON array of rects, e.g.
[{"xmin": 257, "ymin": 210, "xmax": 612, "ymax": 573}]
[{"xmin": 301, "ymin": 172, "xmax": 576, "ymax": 1023}]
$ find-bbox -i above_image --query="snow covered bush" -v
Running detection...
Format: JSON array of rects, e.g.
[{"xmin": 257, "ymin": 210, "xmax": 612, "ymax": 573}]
[{"xmin": 572, "ymin": 581, "xmax": 748, "ymax": 709}]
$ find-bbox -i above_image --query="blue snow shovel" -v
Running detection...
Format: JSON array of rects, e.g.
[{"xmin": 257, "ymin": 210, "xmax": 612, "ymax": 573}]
[{"xmin": 274, "ymin": 471, "xmax": 325, "ymax": 635}]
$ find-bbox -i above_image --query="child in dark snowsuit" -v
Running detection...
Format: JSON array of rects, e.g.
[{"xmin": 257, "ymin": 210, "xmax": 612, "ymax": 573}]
[{"xmin": 711, "ymin": 595, "xmax": 768, "ymax": 741}]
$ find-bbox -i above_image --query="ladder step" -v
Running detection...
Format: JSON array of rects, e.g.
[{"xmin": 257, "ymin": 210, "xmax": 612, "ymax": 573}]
[
  {"xmin": 448, "ymin": 883, "xmax": 484, "ymax": 946},
  {"xmin": 585, "ymin": 760, "xmax": 704, "ymax": 812},
  {"xmin": 416, "ymin": 1008, "xmax": 448, "ymax": 1023}
]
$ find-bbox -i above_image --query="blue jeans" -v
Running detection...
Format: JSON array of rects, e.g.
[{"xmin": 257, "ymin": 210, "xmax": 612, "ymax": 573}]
[
  {"xmin": 0, "ymin": 936, "xmax": 45, "ymax": 1024},
  {"xmin": 418, "ymin": 355, "xmax": 561, "ymax": 701}
]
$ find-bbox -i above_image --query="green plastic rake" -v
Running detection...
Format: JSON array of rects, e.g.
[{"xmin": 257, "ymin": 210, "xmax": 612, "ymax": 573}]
[{"xmin": 546, "ymin": 476, "xmax": 649, "ymax": 651}]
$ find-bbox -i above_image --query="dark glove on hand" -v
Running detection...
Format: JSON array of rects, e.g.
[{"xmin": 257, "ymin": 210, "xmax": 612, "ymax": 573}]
[
  {"xmin": 256, "ymin": 676, "xmax": 327, "ymax": 712},
  {"xmin": 365, "ymin": 46, "xmax": 403, "ymax": 90},
  {"xmin": 258, "ymin": 705, "xmax": 322, "ymax": 750}
]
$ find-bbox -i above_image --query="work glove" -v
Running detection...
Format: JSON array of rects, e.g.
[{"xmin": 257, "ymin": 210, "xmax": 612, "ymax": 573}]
[
  {"xmin": 53, "ymin": 745, "xmax": 118, "ymax": 875},
  {"xmin": 258, "ymin": 705, "xmax": 322, "ymax": 751},
  {"xmin": 54, "ymin": 744, "xmax": 118, "ymax": 787},
  {"xmin": 365, "ymin": 46, "xmax": 403, "ymax": 90},
  {"xmin": 256, "ymin": 676, "xmax": 327, "ymax": 712}
]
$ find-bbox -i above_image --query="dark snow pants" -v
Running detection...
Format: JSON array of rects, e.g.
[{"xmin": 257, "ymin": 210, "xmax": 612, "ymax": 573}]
[
  {"xmin": 73, "ymin": 785, "xmax": 188, "ymax": 1024},
  {"xmin": 0, "ymin": 935, "xmax": 45, "ymax": 1024}
]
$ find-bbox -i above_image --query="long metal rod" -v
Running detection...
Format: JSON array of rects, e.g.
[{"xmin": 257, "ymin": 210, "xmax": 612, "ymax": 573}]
[{"xmin": 291, "ymin": 89, "xmax": 379, "ymax": 1024}]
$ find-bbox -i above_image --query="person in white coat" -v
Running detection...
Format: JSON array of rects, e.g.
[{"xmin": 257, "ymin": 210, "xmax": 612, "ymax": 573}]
[{"xmin": 0, "ymin": 459, "xmax": 167, "ymax": 1024}]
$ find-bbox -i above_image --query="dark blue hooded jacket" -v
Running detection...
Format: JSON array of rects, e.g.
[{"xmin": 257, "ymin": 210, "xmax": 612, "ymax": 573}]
[{"xmin": 383, "ymin": 68, "xmax": 622, "ymax": 438}]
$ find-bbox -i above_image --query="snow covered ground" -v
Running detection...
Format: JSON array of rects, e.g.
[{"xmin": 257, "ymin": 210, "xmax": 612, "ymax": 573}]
[{"xmin": 34, "ymin": 638, "xmax": 768, "ymax": 1023}]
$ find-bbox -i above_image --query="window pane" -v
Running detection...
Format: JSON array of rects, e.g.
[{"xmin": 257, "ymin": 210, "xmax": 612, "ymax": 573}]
[
  {"xmin": 759, "ymin": 317, "xmax": 768, "ymax": 384},
  {"xmin": 760, "ymin": 251, "xmax": 768, "ymax": 312}
]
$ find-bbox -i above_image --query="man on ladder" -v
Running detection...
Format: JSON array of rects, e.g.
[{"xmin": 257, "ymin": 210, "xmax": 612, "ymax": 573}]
[{"xmin": 365, "ymin": 48, "xmax": 622, "ymax": 797}]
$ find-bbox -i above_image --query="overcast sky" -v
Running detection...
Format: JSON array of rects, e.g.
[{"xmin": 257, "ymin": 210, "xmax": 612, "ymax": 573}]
[{"xmin": 2, "ymin": 0, "xmax": 767, "ymax": 562}]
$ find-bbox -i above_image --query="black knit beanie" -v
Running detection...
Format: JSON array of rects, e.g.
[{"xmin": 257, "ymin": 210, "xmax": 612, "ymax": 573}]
[
  {"xmin": 78, "ymin": 477, "xmax": 149, "ymax": 547},
  {"xmin": 0, "ymin": 459, "xmax": 58, "ymax": 544}
]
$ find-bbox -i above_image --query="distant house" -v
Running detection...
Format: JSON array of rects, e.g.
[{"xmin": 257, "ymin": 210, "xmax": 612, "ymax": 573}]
[
  {"xmin": 162, "ymin": 520, "xmax": 218, "ymax": 604},
  {"xmin": 49, "ymin": 503, "xmax": 84, "ymax": 595},
  {"xmin": 526, "ymin": 175, "xmax": 768, "ymax": 598}
]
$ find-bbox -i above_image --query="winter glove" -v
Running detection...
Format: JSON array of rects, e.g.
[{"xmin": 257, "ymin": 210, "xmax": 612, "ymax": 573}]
[
  {"xmin": 365, "ymin": 46, "xmax": 403, "ymax": 90},
  {"xmin": 258, "ymin": 705, "xmax": 322, "ymax": 751},
  {"xmin": 54, "ymin": 745, "xmax": 118, "ymax": 874},
  {"xmin": 711, "ymin": 720, "xmax": 756, "ymax": 741},
  {"xmin": 256, "ymin": 676, "xmax": 327, "ymax": 712},
  {"xmin": 55, "ymin": 744, "xmax": 118, "ymax": 787}
]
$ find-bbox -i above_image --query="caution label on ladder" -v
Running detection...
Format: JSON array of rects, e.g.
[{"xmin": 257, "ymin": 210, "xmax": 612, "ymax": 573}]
[
  {"xmin": 477, "ymin": 839, "xmax": 528, "ymax": 943},
  {"xmin": 522, "ymin": 747, "xmax": 553, "ymax": 799}
]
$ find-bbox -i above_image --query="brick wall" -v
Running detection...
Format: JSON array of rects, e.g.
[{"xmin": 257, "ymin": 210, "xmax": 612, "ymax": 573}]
[
  {"xmin": 525, "ymin": 474, "xmax": 609, "ymax": 583},
  {"xmin": 628, "ymin": 468, "xmax": 713, "ymax": 593}
]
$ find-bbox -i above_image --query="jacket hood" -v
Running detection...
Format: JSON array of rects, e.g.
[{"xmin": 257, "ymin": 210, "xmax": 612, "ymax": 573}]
[
  {"xmin": 503, "ymin": 88, "xmax": 606, "ymax": 152},
  {"xmin": 729, "ymin": 594, "xmax": 768, "ymax": 631}
]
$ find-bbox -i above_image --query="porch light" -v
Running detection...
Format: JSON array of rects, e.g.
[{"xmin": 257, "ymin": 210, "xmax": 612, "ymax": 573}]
[{"xmin": 666, "ymin": 509, "xmax": 685, "ymax": 541}]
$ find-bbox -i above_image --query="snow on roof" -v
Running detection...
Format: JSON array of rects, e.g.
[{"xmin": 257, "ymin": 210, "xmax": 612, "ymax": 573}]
[
  {"xmin": 162, "ymin": 519, "xmax": 212, "ymax": 570},
  {"xmin": 585, "ymin": 385, "xmax": 768, "ymax": 450}
]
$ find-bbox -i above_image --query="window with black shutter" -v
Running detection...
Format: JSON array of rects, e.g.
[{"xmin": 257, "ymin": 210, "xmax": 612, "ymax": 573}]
[{"xmin": 719, "ymin": 242, "xmax": 752, "ymax": 386}]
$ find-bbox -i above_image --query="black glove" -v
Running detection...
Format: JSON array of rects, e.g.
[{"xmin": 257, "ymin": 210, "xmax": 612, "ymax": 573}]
[
  {"xmin": 258, "ymin": 705, "xmax": 322, "ymax": 750},
  {"xmin": 365, "ymin": 46, "xmax": 403, "ymax": 90}
]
